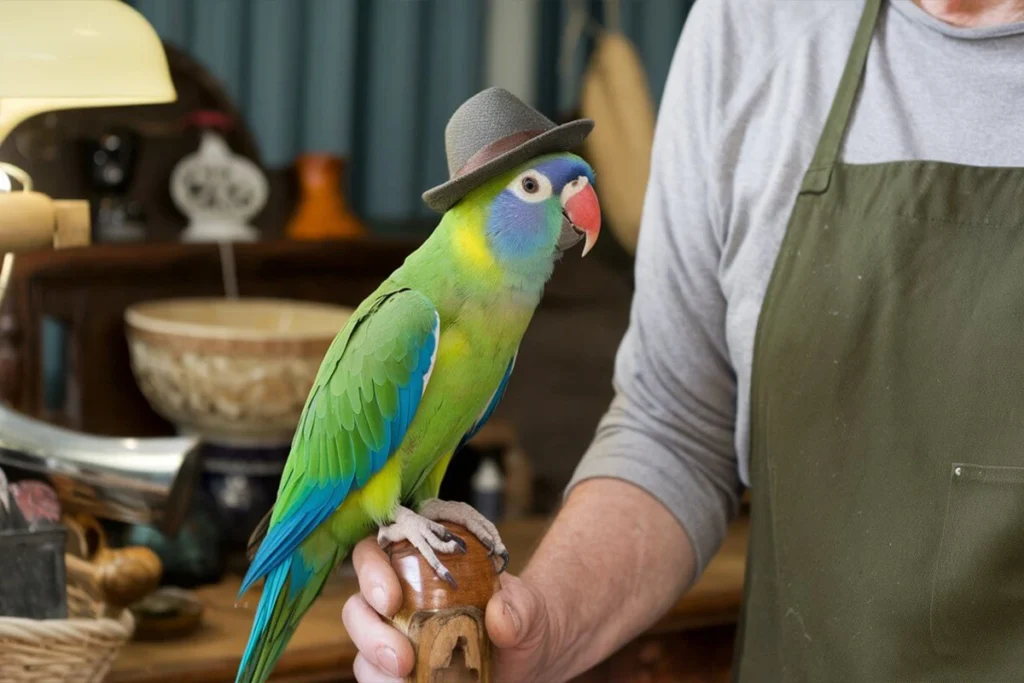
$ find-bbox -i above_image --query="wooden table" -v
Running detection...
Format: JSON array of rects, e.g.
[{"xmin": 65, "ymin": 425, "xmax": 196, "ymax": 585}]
[{"xmin": 111, "ymin": 516, "xmax": 748, "ymax": 682}]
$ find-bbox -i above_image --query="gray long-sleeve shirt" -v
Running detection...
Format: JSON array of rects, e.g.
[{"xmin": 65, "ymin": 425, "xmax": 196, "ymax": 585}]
[{"xmin": 567, "ymin": 0, "xmax": 1024, "ymax": 575}]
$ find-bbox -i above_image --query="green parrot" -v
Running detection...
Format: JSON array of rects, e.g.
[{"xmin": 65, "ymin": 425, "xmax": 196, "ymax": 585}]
[{"xmin": 235, "ymin": 151, "xmax": 601, "ymax": 683}]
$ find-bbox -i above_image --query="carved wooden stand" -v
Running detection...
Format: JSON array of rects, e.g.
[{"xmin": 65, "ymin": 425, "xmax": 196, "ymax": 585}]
[{"xmin": 388, "ymin": 521, "xmax": 500, "ymax": 683}]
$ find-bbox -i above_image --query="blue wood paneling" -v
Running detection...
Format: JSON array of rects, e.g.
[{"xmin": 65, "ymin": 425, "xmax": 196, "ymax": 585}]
[
  {"xmin": 133, "ymin": 0, "xmax": 192, "ymax": 47},
  {"xmin": 360, "ymin": 0, "xmax": 426, "ymax": 220},
  {"xmin": 188, "ymin": 0, "xmax": 247, "ymax": 105},
  {"xmin": 300, "ymin": 0, "xmax": 359, "ymax": 157},
  {"xmin": 129, "ymin": 0, "xmax": 685, "ymax": 223},
  {"xmin": 635, "ymin": 0, "xmax": 691, "ymax": 103},
  {"xmin": 555, "ymin": 0, "xmax": 692, "ymax": 110},
  {"xmin": 417, "ymin": 0, "xmax": 487, "ymax": 218},
  {"xmin": 245, "ymin": 0, "xmax": 304, "ymax": 167}
]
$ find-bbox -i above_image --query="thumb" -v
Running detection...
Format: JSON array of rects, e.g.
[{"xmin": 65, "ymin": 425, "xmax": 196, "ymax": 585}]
[{"xmin": 485, "ymin": 572, "xmax": 549, "ymax": 650}]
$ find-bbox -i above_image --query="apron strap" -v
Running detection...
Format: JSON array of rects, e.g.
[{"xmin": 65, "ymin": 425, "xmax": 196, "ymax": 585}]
[{"xmin": 801, "ymin": 0, "xmax": 884, "ymax": 194}]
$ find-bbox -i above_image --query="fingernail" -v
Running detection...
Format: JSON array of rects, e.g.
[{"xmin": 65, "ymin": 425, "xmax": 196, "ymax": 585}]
[
  {"xmin": 371, "ymin": 583, "xmax": 389, "ymax": 613},
  {"xmin": 376, "ymin": 645, "xmax": 400, "ymax": 676},
  {"xmin": 503, "ymin": 599, "xmax": 521, "ymax": 636}
]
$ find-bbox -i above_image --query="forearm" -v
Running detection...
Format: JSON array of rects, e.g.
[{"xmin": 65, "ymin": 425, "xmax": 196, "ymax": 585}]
[{"xmin": 522, "ymin": 477, "xmax": 696, "ymax": 681}]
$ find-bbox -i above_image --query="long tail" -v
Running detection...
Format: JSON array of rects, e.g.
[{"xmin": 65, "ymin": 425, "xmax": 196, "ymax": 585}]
[{"xmin": 235, "ymin": 548, "xmax": 341, "ymax": 683}]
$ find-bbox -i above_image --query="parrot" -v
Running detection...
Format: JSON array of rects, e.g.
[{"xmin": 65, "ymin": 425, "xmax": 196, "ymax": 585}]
[{"xmin": 235, "ymin": 151, "xmax": 601, "ymax": 683}]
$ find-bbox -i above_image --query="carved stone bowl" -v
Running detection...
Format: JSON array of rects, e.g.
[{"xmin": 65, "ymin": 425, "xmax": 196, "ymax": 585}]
[{"xmin": 125, "ymin": 298, "xmax": 352, "ymax": 445}]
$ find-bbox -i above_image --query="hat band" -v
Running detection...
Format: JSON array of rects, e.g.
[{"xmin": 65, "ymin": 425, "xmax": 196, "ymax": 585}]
[{"xmin": 454, "ymin": 129, "xmax": 547, "ymax": 178}]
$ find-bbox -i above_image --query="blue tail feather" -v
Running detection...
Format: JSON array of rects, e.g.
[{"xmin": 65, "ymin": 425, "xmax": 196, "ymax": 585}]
[
  {"xmin": 237, "ymin": 561, "xmax": 289, "ymax": 683},
  {"xmin": 236, "ymin": 550, "xmax": 338, "ymax": 683}
]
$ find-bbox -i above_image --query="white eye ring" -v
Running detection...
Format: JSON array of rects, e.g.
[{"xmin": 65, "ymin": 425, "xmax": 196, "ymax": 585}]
[{"xmin": 508, "ymin": 171, "xmax": 552, "ymax": 203}]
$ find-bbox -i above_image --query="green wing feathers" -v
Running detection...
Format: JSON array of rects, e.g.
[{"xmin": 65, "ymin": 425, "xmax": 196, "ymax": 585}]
[{"xmin": 242, "ymin": 284, "xmax": 439, "ymax": 591}]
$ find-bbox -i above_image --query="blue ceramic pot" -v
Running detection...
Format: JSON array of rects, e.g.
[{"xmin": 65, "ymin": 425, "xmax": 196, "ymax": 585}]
[
  {"xmin": 201, "ymin": 439, "xmax": 290, "ymax": 551},
  {"xmin": 124, "ymin": 490, "xmax": 225, "ymax": 588}
]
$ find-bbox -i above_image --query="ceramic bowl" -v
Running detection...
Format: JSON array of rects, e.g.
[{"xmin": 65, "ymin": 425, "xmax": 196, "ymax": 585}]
[{"xmin": 125, "ymin": 298, "xmax": 352, "ymax": 445}]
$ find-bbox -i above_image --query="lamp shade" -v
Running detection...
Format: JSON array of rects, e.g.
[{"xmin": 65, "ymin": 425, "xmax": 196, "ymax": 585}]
[{"xmin": 0, "ymin": 0, "xmax": 176, "ymax": 143}]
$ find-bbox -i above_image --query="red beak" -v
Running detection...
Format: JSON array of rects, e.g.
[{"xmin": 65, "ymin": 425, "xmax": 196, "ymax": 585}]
[{"xmin": 561, "ymin": 178, "xmax": 601, "ymax": 257}]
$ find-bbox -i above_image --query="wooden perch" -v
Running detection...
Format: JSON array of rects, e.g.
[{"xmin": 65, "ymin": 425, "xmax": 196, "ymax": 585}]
[{"xmin": 388, "ymin": 521, "xmax": 500, "ymax": 683}]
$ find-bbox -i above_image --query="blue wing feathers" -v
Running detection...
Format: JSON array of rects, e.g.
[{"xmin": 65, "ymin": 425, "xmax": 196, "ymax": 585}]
[
  {"xmin": 374, "ymin": 413, "xmax": 392, "ymax": 471},
  {"xmin": 390, "ymin": 396, "xmax": 405, "ymax": 463},
  {"xmin": 240, "ymin": 560, "xmax": 288, "ymax": 674},
  {"xmin": 287, "ymin": 553, "xmax": 314, "ymax": 601},
  {"xmin": 458, "ymin": 353, "xmax": 516, "ymax": 451},
  {"xmin": 353, "ymin": 427, "xmax": 371, "ymax": 488},
  {"xmin": 240, "ymin": 485, "xmax": 347, "ymax": 595}
]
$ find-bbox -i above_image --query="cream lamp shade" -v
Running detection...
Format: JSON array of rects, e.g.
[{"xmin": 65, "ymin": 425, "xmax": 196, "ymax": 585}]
[{"xmin": 0, "ymin": 0, "xmax": 177, "ymax": 145}]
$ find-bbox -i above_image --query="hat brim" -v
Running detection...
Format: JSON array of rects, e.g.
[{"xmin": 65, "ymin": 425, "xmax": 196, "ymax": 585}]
[{"xmin": 422, "ymin": 118, "xmax": 595, "ymax": 213}]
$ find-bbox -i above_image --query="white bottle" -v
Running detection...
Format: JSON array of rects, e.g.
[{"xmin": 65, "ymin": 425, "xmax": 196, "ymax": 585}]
[{"xmin": 471, "ymin": 457, "xmax": 504, "ymax": 523}]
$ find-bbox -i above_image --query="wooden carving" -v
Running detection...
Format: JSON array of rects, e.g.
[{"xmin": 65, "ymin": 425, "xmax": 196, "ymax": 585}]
[{"xmin": 388, "ymin": 521, "xmax": 500, "ymax": 683}]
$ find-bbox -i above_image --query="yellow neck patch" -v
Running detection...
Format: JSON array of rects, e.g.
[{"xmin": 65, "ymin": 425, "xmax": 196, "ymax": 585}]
[{"xmin": 452, "ymin": 221, "xmax": 497, "ymax": 272}]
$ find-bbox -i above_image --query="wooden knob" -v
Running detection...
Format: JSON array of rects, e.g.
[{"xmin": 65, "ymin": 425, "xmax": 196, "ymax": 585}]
[
  {"xmin": 388, "ymin": 521, "xmax": 500, "ymax": 683},
  {"xmin": 0, "ymin": 192, "xmax": 55, "ymax": 252},
  {"xmin": 0, "ymin": 193, "xmax": 91, "ymax": 253},
  {"xmin": 63, "ymin": 513, "xmax": 162, "ymax": 614},
  {"xmin": 52, "ymin": 200, "xmax": 90, "ymax": 248},
  {"xmin": 91, "ymin": 545, "xmax": 163, "ymax": 609}
]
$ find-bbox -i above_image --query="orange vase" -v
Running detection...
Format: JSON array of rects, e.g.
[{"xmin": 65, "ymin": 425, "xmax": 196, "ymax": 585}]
[{"xmin": 286, "ymin": 154, "xmax": 365, "ymax": 240}]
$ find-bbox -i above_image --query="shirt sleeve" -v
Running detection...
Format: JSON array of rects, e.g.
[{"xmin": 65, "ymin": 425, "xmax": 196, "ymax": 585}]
[{"xmin": 566, "ymin": 0, "xmax": 742, "ymax": 578}]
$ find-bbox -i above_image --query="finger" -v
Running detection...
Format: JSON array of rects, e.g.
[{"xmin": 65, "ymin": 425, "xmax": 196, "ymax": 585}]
[
  {"xmin": 353, "ymin": 653, "xmax": 404, "ymax": 683},
  {"xmin": 342, "ymin": 594, "xmax": 414, "ymax": 678},
  {"xmin": 353, "ymin": 537, "xmax": 403, "ymax": 617},
  {"xmin": 485, "ymin": 572, "xmax": 547, "ymax": 649}
]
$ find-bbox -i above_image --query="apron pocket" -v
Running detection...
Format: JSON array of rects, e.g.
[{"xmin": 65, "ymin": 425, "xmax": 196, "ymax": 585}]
[{"xmin": 930, "ymin": 462, "xmax": 1024, "ymax": 661}]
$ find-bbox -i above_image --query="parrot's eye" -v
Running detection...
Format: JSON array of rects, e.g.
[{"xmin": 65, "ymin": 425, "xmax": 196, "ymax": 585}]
[{"xmin": 508, "ymin": 170, "xmax": 552, "ymax": 203}]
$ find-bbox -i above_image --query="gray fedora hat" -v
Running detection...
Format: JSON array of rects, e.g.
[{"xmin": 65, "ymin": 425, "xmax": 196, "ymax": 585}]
[{"xmin": 422, "ymin": 87, "xmax": 594, "ymax": 212}]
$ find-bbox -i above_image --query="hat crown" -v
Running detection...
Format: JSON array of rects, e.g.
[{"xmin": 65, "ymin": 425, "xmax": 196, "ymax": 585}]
[{"xmin": 443, "ymin": 87, "xmax": 556, "ymax": 178}]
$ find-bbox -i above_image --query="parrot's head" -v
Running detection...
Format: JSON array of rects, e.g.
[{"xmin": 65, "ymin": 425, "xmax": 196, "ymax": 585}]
[{"xmin": 456, "ymin": 153, "xmax": 601, "ymax": 275}]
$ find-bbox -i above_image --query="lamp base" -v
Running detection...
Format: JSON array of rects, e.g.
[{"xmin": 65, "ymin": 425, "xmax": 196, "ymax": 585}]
[{"xmin": 180, "ymin": 221, "xmax": 259, "ymax": 243}]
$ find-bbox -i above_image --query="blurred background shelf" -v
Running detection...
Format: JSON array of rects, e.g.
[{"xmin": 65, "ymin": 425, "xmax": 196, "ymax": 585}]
[{"xmin": 2, "ymin": 235, "xmax": 633, "ymax": 514}]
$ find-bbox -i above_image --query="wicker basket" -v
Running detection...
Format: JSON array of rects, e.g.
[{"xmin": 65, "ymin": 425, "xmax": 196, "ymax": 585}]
[{"xmin": 0, "ymin": 560, "xmax": 136, "ymax": 682}]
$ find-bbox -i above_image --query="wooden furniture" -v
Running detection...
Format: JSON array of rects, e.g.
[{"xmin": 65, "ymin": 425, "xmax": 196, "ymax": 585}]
[
  {"xmin": 2, "ymin": 238, "xmax": 416, "ymax": 434},
  {"xmin": 109, "ymin": 516, "xmax": 746, "ymax": 683},
  {"xmin": 2, "ymin": 238, "xmax": 634, "ymax": 512}
]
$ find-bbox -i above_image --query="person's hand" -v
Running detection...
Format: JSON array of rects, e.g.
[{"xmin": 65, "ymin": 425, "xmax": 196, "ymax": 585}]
[{"xmin": 342, "ymin": 537, "xmax": 564, "ymax": 682}]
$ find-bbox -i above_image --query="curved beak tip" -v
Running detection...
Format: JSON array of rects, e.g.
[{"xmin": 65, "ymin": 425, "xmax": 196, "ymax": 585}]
[{"xmin": 581, "ymin": 229, "xmax": 598, "ymax": 258}]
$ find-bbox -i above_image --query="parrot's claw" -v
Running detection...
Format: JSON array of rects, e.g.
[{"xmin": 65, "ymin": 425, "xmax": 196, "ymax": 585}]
[
  {"xmin": 493, "ymin": 548, "xmax": 510, "ymax": 574},
  {"xmin": 377, "ymin": 506, "xmax": 466, "ymax": 584},
  {"xmin": 445, "ymin": 531, "xmax": 469, "ymax": 554},
  {"xmin": 417, "ymin": 499, "xmax": 510, "ymax": 574}
]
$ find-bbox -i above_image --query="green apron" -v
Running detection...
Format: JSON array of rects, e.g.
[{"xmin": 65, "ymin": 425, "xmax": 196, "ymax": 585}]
[{"xmin": 734, "ymin": 0, "xmax": 1024, "ymax": 680}]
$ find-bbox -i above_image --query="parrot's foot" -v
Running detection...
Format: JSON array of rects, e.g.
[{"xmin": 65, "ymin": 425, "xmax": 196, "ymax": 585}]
[
  {"xmin": 418, "ymin": 498, "xmax": 509, "ymax": 574},
  {"xmin": 378, "ymin": 506, "xmax": 467, "ymax": 587}
]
